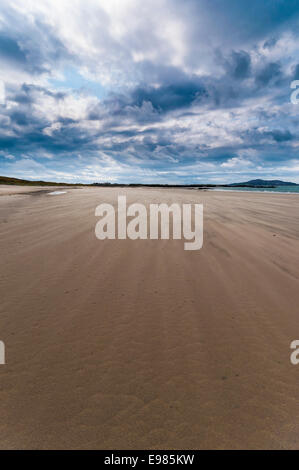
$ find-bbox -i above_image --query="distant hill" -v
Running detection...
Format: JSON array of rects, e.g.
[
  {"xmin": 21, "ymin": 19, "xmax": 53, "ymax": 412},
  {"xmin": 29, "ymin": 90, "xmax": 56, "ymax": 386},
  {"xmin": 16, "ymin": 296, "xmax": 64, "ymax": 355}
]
[
  {"xmin": 0, "ymin": 176, "xmax": 82, "ymax": 186},
  {"xmin": 229, "ymin": 179, "xmax": 298, "ymax": 187}
]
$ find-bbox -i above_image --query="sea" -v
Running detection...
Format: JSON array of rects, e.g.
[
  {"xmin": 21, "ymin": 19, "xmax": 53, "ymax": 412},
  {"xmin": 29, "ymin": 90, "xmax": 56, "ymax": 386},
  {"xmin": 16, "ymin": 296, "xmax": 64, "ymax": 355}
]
[{"xmin": 210, "ymin": 185, "xmax": 299, "ymax": 194}]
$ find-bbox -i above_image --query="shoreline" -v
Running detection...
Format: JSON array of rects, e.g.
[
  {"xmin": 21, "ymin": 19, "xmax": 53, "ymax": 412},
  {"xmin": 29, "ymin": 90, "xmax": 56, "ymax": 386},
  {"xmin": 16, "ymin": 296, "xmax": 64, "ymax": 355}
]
[
  {"xmin": 208, "ymin": 188, "xmax": 299, "ymax": 194},
  {"xmin": 1, "ymin": 183, "xmax": 299, "ymax": 197}
]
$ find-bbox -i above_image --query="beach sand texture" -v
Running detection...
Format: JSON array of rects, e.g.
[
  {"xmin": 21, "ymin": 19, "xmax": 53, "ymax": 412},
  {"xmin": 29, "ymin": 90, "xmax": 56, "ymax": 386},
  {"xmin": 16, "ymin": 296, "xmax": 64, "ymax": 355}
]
[{"xmin": 0, "ymin": 185, "xmax": 299, "ymax": 449}]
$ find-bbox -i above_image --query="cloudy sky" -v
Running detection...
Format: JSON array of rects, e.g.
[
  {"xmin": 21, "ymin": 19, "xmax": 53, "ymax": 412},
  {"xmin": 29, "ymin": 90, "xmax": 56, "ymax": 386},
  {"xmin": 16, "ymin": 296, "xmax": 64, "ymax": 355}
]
[{"xmin": 0, "ymin": 0, "xmax": 299, "ymax": 184}]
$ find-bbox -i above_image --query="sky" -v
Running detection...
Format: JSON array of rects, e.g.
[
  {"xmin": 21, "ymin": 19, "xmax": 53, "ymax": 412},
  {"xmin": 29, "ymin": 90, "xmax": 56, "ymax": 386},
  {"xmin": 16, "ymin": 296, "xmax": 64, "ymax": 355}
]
[{"xmin": 0, "ymin": 0, "xmax": 299, "ymax": 184}]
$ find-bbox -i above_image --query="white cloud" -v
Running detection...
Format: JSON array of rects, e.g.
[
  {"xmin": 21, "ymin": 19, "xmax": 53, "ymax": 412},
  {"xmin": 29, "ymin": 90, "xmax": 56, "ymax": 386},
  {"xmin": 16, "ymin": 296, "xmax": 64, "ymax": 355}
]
[{"xmin": 221, "ymin": 157, "xmax": 253, "ymax": 168}]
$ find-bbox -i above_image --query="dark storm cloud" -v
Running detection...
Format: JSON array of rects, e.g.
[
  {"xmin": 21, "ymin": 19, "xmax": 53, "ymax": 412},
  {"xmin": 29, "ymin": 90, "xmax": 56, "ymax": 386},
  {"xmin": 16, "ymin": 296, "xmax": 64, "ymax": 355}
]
[
  {"xmin": 267, "ymin": 129, "xmax": 294, "ymax": 142},
  {"xmin": 130, "ymin": 81, "xmax": 207, "ymax": 112},
  {"xmin": 292, "ymin": 64, "xmax": 299, "ymax": 80},
  {"xmin": 255, "ymin": 62, "xmax": 282, "ymax": 87},
  {"xmin": 0, "ymin": 34, "xmax": 27, "ymax": 64},
  {"xmin": 239, "ymin": 127, "xmax": 294, "ymax": 146},
  {"xmin": 0, "ymin": 6, "xmax": 73, "ymax": 75},
  {"xmin": 10, "ymin": 84, "xmax": 66, "ymax": 105},
  {"xmin": 179, "ymin": 0, "xmax": 299, "ymax": 43},
  {"xmin": 222, "ymin": 51, "xmax": 251, "ymax": 80}
]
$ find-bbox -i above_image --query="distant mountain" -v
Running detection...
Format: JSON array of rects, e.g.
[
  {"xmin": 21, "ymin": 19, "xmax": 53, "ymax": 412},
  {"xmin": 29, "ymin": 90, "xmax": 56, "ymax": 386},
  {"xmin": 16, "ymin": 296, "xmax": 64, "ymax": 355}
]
[{"xmin": 228, "ymin": 179, "xmax": 298, "ymax": 187}]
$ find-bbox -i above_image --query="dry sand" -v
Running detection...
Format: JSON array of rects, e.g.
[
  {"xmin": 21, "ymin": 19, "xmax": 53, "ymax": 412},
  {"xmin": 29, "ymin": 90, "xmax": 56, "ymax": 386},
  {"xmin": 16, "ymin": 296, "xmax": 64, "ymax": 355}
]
[{"xmin": 0, "ymin": 184, "xmax": 299, "ymax": 449}]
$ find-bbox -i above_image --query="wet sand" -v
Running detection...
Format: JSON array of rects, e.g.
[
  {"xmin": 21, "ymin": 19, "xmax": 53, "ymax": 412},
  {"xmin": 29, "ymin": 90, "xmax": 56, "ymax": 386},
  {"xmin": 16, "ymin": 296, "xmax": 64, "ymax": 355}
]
[{"xmin": 0, "ymin": 185, "xmax": 299, "ymax": 449}]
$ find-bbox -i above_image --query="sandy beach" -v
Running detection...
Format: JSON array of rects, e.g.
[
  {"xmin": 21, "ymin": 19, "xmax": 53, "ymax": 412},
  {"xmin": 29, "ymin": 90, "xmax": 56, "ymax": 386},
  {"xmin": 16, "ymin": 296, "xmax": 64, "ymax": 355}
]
[{"xmin": 0, "ymin": 185, "xmax": 299, "ymax": 449}]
